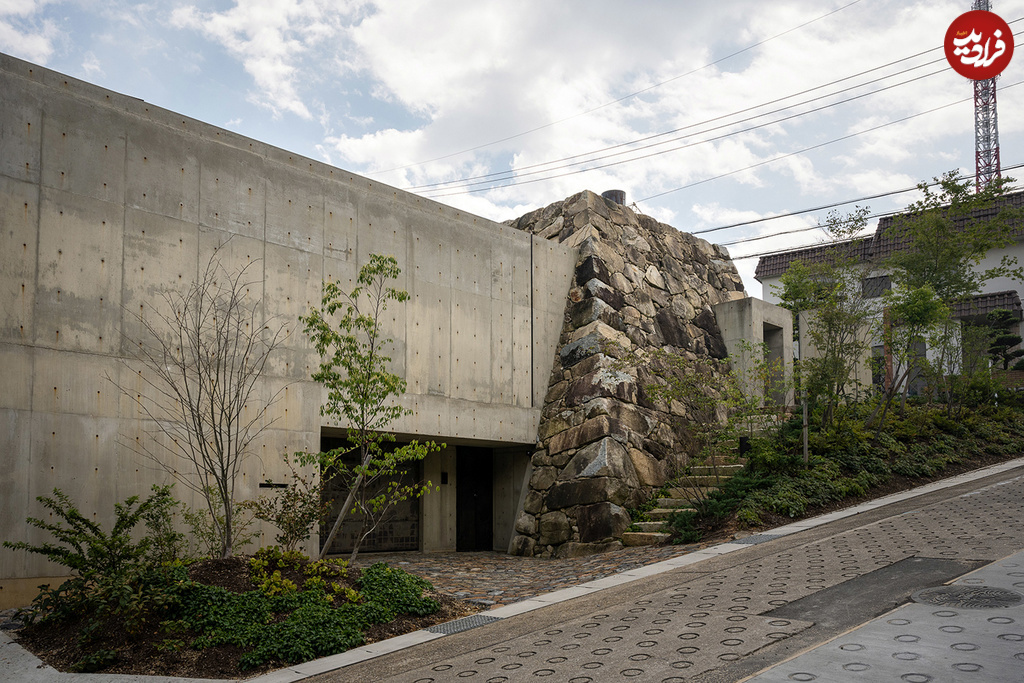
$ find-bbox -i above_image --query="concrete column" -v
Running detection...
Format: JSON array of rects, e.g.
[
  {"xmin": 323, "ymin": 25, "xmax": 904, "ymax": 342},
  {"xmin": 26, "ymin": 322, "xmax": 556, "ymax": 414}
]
[{"xmin": 421, "ymin": 445, "xmax": 457, "ymax": 552}]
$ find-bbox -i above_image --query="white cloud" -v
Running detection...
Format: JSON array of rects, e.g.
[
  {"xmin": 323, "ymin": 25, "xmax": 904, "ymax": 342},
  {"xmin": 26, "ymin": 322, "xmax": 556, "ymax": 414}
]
[
  {"xmin": 170, "ymin": 0, "xmax": 368, "ymax": 120},
  {"xmin": 0, "ymin": 0, "xmax": 58, "ymax": 64},
  {"xmin": 81, "ymin": 51, "xmax": 102, "ymax": 77}
]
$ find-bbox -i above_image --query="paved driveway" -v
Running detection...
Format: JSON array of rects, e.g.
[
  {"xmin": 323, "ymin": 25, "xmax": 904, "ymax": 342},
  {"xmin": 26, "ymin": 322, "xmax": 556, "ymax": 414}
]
[{"xmin": 309, "ymin": 461, "xmax": 1024, "ymax": 683}]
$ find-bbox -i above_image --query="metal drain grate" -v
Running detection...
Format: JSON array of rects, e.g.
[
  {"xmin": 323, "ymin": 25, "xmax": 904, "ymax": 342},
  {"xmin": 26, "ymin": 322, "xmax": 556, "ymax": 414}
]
[
  {"xmin": 426, "ymin": 614, "xmax": 501, "ymax": 635},
  {"xmin": 731, "ymin": 534, "xmax": 782, "ymax": 545},
  {"xmin": 912, "ymin": 585, "xmax": 1023, "ymax": 609}
]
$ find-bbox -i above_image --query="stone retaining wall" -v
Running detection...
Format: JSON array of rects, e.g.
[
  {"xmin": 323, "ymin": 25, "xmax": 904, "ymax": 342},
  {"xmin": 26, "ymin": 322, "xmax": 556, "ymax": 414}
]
[{"xmin": 506, "ymin": 191, "xmax": 747, "ymax": 558}]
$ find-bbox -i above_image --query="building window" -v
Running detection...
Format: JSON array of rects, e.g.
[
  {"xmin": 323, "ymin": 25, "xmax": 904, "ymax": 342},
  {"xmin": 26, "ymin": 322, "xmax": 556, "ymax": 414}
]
[{"xmin": 861, "ymin": 275, "xmax": 891, "ymax": 299}]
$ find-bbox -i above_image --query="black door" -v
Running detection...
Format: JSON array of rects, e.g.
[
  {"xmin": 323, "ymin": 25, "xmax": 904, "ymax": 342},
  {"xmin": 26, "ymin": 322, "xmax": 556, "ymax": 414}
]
[{"xmin": 456, "ymin": 447, "xmax": 493, "ymax": 551}]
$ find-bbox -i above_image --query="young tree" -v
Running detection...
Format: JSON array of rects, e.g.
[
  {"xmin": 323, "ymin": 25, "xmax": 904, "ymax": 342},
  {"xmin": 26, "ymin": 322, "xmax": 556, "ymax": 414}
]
[
  {"xmin": 301, "ymin": 254, "xmax": 440, "ymax": 561},
  {"xmin": 923, "ymin": 316, "xmax": 993, "ymax": 417},
  {"xmin": 776, "ymin": 207, "xmax": 878, "ymax": 429},
  {"xmin": 116, "ymin": 245, "xmax": 287, "ymax": 558},
  {"xmin": 868, "ymin": 285, "xmax": 948, "ymax": 429}
]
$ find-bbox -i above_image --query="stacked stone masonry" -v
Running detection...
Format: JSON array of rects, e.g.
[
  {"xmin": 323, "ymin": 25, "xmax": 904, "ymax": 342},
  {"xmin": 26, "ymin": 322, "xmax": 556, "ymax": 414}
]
[{"xmin": 506, "ymin": 191, "xmax": 747, "ymax": 558}]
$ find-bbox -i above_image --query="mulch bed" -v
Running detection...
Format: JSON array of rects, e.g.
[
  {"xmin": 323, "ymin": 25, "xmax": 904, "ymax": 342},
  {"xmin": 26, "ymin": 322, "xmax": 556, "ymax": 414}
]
[{"xmin": 11, "ymin": 557, "xmax": 481, "ymax": 680}]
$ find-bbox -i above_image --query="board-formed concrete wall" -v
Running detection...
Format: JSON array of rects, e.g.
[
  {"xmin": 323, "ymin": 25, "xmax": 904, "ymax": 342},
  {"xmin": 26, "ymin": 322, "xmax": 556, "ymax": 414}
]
[{"xmin": 0, "ymin": 52, "xmax": 575, "ymax": 600}]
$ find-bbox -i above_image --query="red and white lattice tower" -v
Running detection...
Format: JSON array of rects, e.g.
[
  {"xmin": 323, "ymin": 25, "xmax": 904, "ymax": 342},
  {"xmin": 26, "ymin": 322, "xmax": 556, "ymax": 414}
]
[{"xmin": 974, "ymin": 0, "xmax": 1002, "ymax": 191}]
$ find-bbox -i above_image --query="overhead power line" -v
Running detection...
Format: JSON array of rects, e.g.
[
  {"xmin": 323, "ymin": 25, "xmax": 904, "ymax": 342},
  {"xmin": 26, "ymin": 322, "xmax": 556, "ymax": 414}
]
[
  {"xmin": 423, "ymin": 64, "xmax": 952, "ymax": 197},
  {"xmin": 410, "ymin": 44, "xmax": 947, "ymax": 191},
  {"xmin": 633, "ymin": 78, "xmax": 1024, "ymax": 205},
  {"xmin": 373, "ymin": 0, "xmax": 865, "ymax": 175},
  {"xmin": 422, "ymin": 32, "xmax": 1024, "ymax": 200},
  {"xmin": 718, "ymin": 162, "xmax": 1024, "ymax": 260}
]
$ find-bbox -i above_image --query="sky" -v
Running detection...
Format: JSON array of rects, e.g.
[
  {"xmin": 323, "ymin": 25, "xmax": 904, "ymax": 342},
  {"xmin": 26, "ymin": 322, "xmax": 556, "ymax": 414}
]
[{"xmin": 4, "ymin": 0, "xmax": 1024, "ymax": 297}]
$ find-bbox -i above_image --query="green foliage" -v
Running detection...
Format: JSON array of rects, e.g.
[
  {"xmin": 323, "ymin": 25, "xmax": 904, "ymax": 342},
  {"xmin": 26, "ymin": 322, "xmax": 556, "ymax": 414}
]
[
  {"xmin": 170, "ymin": 558, "xmax": 437, "ymax": 670},
  {"xmin": 986, "ymin": 309, "xmax": 1024, "ymax": 371},
  {"xmin": 666, "ymin": 402, "xmax": 1024, "ymax": 543},
  {"xmin": 357, "ymin": 562, "xmax": 440, "ymax": 618},
  {"xmin": 301, "ymin": 254, "xmax": 441, "ymax": 560},
  {"xmin": 70, "ymin": 648, "xmax": 119, "ymax": 673},
  {"xmin": 2, "ymin": 486, "xmax": 192, "ymax": 671},
  {"xmin": 775, "ymin": 207, "xmax": 877, "ymax": 427},
  {"xmin": 7, "ymin": 490, "xmax": 440, "ymax": 674},
  {"xmin": 181, "ymin": 486, "xmax": 257, "ymax": 559},
  {"xmin": 4, "ymin": 486, "xmax": 171, "ymax": 578},
  {"xmin": 885, "ymin": 171, "xmax": 1023, "ymax": 305},
  {"xmin": 869, "ymin": 285, "xmax": 949, "ymax": 429},
  {"xmin": 239, "ymin": 453, "xmax": 332, "ymax": 552}
]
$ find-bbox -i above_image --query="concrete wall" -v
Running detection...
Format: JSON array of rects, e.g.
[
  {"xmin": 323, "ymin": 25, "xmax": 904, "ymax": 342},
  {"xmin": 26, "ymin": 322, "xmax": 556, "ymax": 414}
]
[
  {"xmin": 0, "ymin": 52, "xmax": 575, "ymax": 599},
  {"xmin": 714, "ymin": 298, "xmax": 794, "ymax": 407}
]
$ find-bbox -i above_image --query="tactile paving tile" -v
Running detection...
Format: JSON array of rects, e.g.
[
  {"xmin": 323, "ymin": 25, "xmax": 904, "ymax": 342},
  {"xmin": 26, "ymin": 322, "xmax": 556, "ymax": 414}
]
[
  {"xmin": 746, "ymin": 603, "xmax": 1024, "ymax": 682},
  {"xmin": 745, "ymin": 548, "xmax": 1024, "ymax": 682},
  {"xmin": 391, "ymin": 603, "xmax": 812, "ymax": 682}
]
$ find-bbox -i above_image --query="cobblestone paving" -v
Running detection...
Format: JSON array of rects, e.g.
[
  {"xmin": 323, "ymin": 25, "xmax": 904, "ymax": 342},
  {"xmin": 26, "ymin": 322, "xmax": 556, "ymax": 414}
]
[
  {"xmin": 379, "ymin": 474, "xmax": 1024, "ymax": 682},
  {"xmin": 350, "ymin": 542, "xmax": 703, "ymax": 606}
]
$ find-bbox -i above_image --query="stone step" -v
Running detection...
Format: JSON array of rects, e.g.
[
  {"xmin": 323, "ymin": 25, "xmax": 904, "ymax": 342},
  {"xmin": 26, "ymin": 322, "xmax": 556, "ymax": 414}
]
[
  {"xmin": 703, "ymin": 456, "xmax": 748, "ymax": 466},
  {"xmin": 678, "ymin": 475, "xmax": 730, "ymax": 486},
  {"xmin": 621, "ymin": 531, "xmax": 672, "ymax": 547},
  {"xmin": 633, "ymin": 521, "xmax": 668, "ymax": 533},
  {"xmin": 667, "ymin": 487, "xmax": 717, "ymax": 499},
  {"xmin": 687, "ymin": 464, "xmax": 744, "ymax": 477},
  {"xmin": 657, "ymin": 497, "xmax": 695, "ymax": 508},
  {"xmin": 646, "ymin": 507, "xmax": 693, "ymax": 521}
]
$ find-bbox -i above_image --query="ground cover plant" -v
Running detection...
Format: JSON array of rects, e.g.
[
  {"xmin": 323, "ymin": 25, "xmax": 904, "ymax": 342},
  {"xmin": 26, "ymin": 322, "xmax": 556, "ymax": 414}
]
[
  {"xmin": 665, "ymin": 395, "xmax": 1024, "ymax": 544},
  {"xmin": 4, "ymin": 491, "xmax": 477, "ymax": 678}
]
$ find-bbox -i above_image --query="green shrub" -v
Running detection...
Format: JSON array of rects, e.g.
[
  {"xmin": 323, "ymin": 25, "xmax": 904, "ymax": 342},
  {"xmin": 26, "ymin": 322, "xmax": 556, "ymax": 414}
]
[
  {"xmin": 2, "ymin": 486, "xmax": 190, "ymax": 671},
  {"xmin": 169, "ymin": 560, "xmax": 437, "ymax": 670},
  {"xmin": 359, "ymin": 562, "xmax": 439, "ymax": 618},
  {"xmin": 238, "ymin": 453, "xmax": 331, "ymax": 552}
]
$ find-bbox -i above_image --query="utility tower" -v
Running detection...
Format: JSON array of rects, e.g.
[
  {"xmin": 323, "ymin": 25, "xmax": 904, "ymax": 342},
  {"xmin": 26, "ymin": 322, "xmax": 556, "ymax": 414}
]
[{"xmin": 974, "ymin": 0, "xmax": 1001, "ymax": 191}]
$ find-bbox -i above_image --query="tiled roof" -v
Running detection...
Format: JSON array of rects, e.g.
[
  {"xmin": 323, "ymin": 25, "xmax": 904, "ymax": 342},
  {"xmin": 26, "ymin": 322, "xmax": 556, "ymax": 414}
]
[
  {"xmin": 952, "ymin": 290, "xmax": 1023, "ymax": 320},
  {"xmin": 753, "ymin": 237, "xmax": 873, "ymax": 279},
  {"xmin": 873, "ymin": 191, "xmax": 1024, "ymax": 261},
  {"xmin": 754, "ymin": 189, "xmax": 1024, "ymax": 281}
]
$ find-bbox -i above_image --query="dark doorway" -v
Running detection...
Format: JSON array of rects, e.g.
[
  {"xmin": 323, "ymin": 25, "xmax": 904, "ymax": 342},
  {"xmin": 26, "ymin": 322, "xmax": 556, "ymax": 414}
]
[{"xmin": 456, "ymin": 447, "xmax": 493, "ymax": 551}]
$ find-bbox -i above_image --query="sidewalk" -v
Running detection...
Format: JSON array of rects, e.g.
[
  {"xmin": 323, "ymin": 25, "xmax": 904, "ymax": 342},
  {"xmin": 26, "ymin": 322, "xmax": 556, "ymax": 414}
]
[{"xmin": 2, "ymin": 457, "xmax": 1023, "ymax": 682}]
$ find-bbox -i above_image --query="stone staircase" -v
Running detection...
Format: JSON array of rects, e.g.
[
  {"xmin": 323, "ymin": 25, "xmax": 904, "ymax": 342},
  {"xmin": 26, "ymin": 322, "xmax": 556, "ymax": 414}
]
[{"xmin": 621, "ymin": 461, "xmax": 745, "ymax": 547}]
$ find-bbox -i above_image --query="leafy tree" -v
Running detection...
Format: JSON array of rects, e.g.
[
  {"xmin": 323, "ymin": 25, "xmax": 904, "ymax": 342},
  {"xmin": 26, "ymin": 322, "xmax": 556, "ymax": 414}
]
[
  {"xmin": 986, "ymin": 308, "xmax": 1024, "ymax": 371},
  {"xmin": 868, "ymin": 285, "xmax": 948, "ymax": 429},
  {"xmin": 921, "ymin": 317, "xmax": 992, "ymax": 417},
  {"xmin": 301, "ymin": 254, "xmax": 440, "ymax": 561},
  {"xmin": 884, "ymin": 171, "xmax": 1023, "ymax": 307},
  {"xmin": 115, "ymin": 243, "xmax": 287, "ymax": 558},
  {"xmin": 876, "ymin": 171, "xmax": 1023, "ymax": 422},
  {"xmin": 776, "ymin": 207, "xmax": 878, "ymax": 428}
]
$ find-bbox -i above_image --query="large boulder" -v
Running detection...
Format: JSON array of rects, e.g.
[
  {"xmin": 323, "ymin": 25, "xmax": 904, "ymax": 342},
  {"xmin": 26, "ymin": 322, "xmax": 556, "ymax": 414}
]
[{"xmin": 576, "ymin": 502, "xmax": 632, "ymax": 543}]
